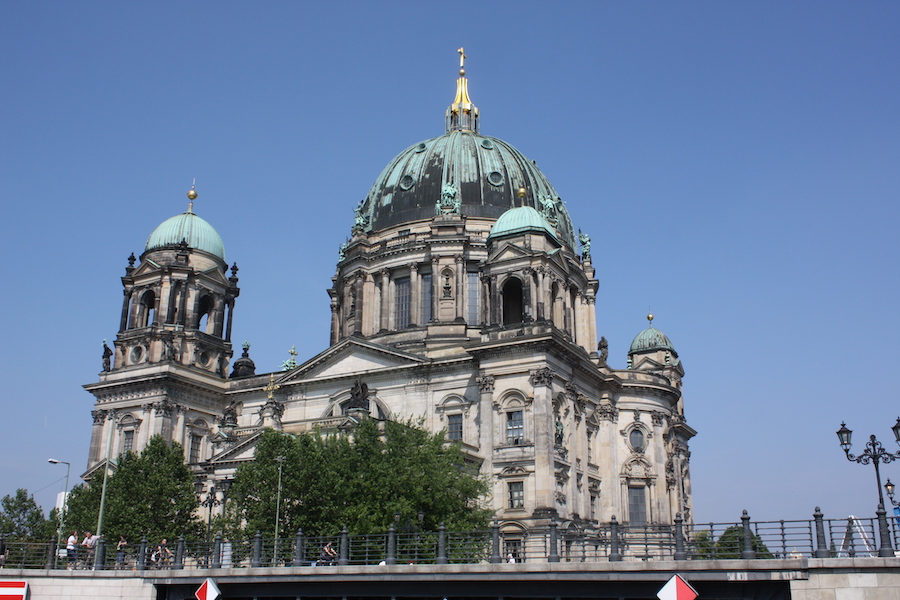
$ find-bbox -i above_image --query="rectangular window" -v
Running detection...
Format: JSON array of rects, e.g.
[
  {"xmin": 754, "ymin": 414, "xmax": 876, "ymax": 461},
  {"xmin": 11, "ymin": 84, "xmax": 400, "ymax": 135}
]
[
  {"xmin": 395, "ymin": 277, "xmax": 410, "ymax": 329},
  {"xmin": 506, "ymin": 411, "xmax": 524, "ymax": 445},
  {"xmin": 504, "ymin": 538, "xmax": 522, "ymax": 563},
  {"xmin": 466, "ymin": 272, "xmax": 479, "ymax": 325},
  {"xmin": 421, "ymin": 273, "xmax": 432, "ymax": 323},
  {"xmin": 590, "ymin": 493, "xmax": 597, "ymax": 520},
  {"xmin": 508, "ymin": 481, "xmax": 524, "ymax": 509},
  {"xmin": 189, "ymin": 434, "xmax": 202, "ymax": 464},
  {"xmin": 447, "ymin": 414, "xmax": 463, "ymax": 441},
  {"xmin": 628, "ymin": 486, "xmax": 647, "ymax": 525},
  {"xmin": 123, "ymin": 430, "xmax": 134, "ymax": 453}
]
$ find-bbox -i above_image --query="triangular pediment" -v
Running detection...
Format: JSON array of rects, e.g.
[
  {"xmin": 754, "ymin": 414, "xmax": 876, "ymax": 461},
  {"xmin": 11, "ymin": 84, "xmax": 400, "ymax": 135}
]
[
  {"xmin": 278, "ymin": 337, "xmax": 427, "ymax": 383},
  {"xmin": 208, "ymin": 429, "xmax": 263, "ymax": 466},
  {"xmin": 486, "ymin": 241, "xmax": 532, "ymax": 263}
]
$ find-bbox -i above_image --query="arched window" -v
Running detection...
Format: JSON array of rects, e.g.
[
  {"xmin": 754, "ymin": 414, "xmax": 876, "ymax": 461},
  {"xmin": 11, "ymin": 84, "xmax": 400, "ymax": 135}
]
[
  {"xmin": 502, "ymin": 278, "xmax": 523, "ymax": 325},
  {"xmin": 135, "ymin": 290, "xmax": 156, "ymax": 328},
  {"xmin": 196, "ymin": 295, "xmax": 214, "ymax": 334}
]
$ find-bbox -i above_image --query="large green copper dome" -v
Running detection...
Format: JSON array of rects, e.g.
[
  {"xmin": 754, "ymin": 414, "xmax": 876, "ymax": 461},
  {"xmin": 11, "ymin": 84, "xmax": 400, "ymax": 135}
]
[
  {"xmin": 629, "ymin": 325, "xmax": 677, "ymax": 356},
  {"xmin": 353, "ymin": 68, "xmax": 576, "ymax": 250},
  {"xmin": 145, "ymin": 209, "xmax": 226, "ymax": 262}
]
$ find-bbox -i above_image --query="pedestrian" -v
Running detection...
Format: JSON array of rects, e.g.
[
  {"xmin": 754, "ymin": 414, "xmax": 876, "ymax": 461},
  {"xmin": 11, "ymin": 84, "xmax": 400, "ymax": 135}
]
[
  {"xmin": 152, "ymin": 538, "xmax": 172, "ymax": 568},
  {"xmin": 116, "ymin": 536, "xmax": 127, "ymax": 569},
  {"xmin": 66, "ymin": 531, "xmax": 78, "ymax": 569},
  {"xmin": 0, "ymin": 536, "xmax": 7, "ymax": 568},
  {"xmin": 81, "ymin": 532, "xmax": 97, "ymax": 568},
  {"xmin": 317, "ymin": 541, "xmax": 337, "ymax": 566}
]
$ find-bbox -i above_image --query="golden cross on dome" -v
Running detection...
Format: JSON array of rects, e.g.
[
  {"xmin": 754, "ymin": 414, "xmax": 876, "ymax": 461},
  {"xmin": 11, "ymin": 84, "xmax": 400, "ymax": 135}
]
[
  {"xmin": 458, "ymin": 47, "xmax": 466, "ymax": 70},
  {"xmin": 264, "ymin": 373, "xmax": 280, "ymax": 400}
]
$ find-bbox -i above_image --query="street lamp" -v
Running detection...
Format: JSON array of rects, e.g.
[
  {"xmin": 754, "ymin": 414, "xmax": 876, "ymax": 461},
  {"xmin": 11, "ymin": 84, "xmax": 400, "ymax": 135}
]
[
  {"xmin": 273, "ymin": 456, "xmax": 286, "ymax": 563},
  {"xmin": 48, "ymin": 459, "xmax": 71, "ymax": 539},
  {"xmin": 836, "ymin": 419, "xmax": 900, "ymax": 508},
  {"xmin": 836, "ymin": 418, "xmax": 900, "ymax": 557},
  {"xmin": 199, "ymin": 486, "xmax": 222, "ymax": 542},
  {"xmin": 885, "ymin": 479, "xmax": 900, "ymax": 508}
]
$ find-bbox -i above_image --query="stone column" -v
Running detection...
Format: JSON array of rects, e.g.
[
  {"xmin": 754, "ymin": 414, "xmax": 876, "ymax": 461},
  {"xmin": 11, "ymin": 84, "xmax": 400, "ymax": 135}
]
[
  {"xmin": 213, "ymin": 297, "xmax": 226, "ymax": 337},
  {"xmin": 379, "ymin": 269, "xmax": 390, "ymax": 332},
  {"xmin": 353, "ymin": 273, "xmax": 364, "ymax": 336},
  {"xmin": 587, "ymin": 295, "xmax": 598, "ymax": 354},
  {"xmin": 535, "ymin": 268, "xmax": 545, "ymax": 321},
  {"xmin": 480, "ymin": 274, "xmax": 490, "ymax": 325},
  {"xmin": 573, "ymin": 291, "xmax": 584, "ymax": 348},
  {"xmin": 363, "ymin": 272, "xmax": 376, "ymax": 335},
  {"xmin": 225, "ymin": 299, "xmax": 235, "ymax": 342},
  {"xmin": 522, "ymin": 268, "xmax": 534, "ymax": 321},
  {"xmin": 454, "ymin": 256, "xmax": 465, "ymax": 321},
  {"xmin": 530, "ymin": 367, "xmax": 555, "ymax": 512},
  {"xmin": 410, "ymin": 262, "xmax": 420, "ymax": 327},
  {"xmin": 476, "ymin": 374, "xmax": 495, "ymax": 456},
  {"xmin": 329, "ymin": 302, "xmax": 340, "ymax": 345},
  {"xmin": 490, "ymin": 275, "xmax": 500, "ymax": 326},
  {"xmin": 119, "ymin": 289, "xmax": 132, "ymax": 331},
  {"xmin": 431, "ymin": 257, "xmax": 441, "ymax": 322}
]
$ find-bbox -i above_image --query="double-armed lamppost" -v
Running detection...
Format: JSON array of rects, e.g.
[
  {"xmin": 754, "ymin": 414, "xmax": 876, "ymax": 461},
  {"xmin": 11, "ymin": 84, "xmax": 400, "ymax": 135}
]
[
  {"xmin": 836, "ymin": 418, "xmax": 900, "ymax": 556},
  {"xmin": 199, "ymin": 486, "xmax": 222, "ymax": 542}
]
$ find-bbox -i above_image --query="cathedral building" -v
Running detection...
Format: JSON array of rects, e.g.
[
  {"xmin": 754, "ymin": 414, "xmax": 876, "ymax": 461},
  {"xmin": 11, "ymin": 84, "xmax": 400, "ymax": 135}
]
[{"xmin": 84, "ymin": 54, "xmax": 695, "ymax": 537}]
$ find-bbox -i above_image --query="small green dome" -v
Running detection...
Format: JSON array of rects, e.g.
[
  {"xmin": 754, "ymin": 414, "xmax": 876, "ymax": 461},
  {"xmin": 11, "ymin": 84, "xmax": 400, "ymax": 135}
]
[
  {"xmin": 145, "ymin": 210, "xmax": 226, "ymax": 261},
  {"xmin": 488, "ymin": 206, "xmax": 558, "ymax": 241},
  {"xmin": 629, "ymin": 326, "xmax": 677, "ymax": 356}
]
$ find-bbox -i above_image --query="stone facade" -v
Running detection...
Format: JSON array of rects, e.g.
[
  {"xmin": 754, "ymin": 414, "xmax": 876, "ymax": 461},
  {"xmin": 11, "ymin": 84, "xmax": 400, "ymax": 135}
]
[{"xmin": 83, "ymin": 61, "xmax": 696, "ymax": 536}]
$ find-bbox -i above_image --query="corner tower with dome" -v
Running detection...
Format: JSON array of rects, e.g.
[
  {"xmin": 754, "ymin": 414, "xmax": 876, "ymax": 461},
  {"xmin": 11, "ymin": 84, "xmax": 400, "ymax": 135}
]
[{"xmin": 83, "ymin": 53, "xmax": 696, "ymax": 542}]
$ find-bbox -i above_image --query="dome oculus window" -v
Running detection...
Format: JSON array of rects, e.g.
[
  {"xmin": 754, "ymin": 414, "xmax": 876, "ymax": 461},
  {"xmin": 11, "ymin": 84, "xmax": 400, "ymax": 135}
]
[
  {"xmin": 488, "ymin": 171, "xmax": 504, "ymax": 186},
  {"xmin": 481, "ymin": 139, "xmax": 494, "ymax": 150},
  {"xmin": 399, "ymin": 175, "xmax": 415, "ymax": 191},
  {"xmin": 415, "ymin": 143, "xmax": 427, "ymax": 153},
  {"xmin": 130, "ymin": 346, "xmax": 144, "ymax": 363}
]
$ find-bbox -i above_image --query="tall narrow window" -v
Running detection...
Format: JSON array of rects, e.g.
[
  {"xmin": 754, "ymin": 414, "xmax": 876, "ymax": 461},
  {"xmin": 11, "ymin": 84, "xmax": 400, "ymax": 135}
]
[
  {"xmin": 189, "ymin": 434, "xmax": 202, "ymax": 464},
  {"xmin": 123, "ymin": 430, "xmax": 134, "ymax": 453},
  {"xmin": 467, "ymin": 272, "xmax": 479, "ymax": 325},
  {"xmin": 421, "ymin": 273, "xmax": 432, "ymax": 323},
  {"xmin": 508, "ymin": 481, "xmax": 524, "ymax": 509},
  {"xmin": 502, "ymin": 278, "xmax": 523, "ymax": 325},
  {"xmin": 395, "ymin": 277, "xmax": 410, "ymax": 329},
  {"xmin": 506, "ymin": 410, "xmax": 524, "ymax": 445},
  {"xmin": 628, "ymin": 486, "xmax": 647, "ymax": 525},
  {"xmin": 447, "ymin": 414, "xmax": 463, "ymax": 441}
]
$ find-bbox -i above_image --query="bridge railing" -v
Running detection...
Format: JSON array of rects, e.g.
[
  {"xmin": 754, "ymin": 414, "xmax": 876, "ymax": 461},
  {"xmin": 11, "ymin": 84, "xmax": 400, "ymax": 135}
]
[{"xmin": 2, "ymin": 508, "xmax": 897, "ymax": 570}]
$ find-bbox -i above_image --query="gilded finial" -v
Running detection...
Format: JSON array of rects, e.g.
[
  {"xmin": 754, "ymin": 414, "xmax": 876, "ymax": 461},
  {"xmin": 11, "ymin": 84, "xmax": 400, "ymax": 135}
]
[
  {"xmin": 458, "ymin": 47, "xmax": 466, "ymax": 76},
  {"xmin": 187, "ymin": 179, "xmax": 197, "ymax": 213},
  {"xmin": 446, "ymin": 48, "xmax": 479, "ymax": 133},
  {"xmin": 517, "ymin": 186, "xmax": 527, "ymax": 206},
  {"xmin": 647, "ymin": 312, "xmax": 654, "ymax": 325}
]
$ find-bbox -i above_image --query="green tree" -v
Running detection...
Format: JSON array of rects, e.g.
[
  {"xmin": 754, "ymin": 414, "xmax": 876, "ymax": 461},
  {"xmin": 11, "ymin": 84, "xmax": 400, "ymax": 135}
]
[
  {"xmin": 65, "ymin": 435, "xmax": 201, "ymax": 543},
  {"xmin": 228, "ymin": 419, "xmax": 491, "ymax": 537},
  {"xmin": 713, "ymin": 524, "xmax": 774, "ymax": 559},
  {"xmin": 0, "ymin": 489, "xmax": 54, "ymax": 541}
]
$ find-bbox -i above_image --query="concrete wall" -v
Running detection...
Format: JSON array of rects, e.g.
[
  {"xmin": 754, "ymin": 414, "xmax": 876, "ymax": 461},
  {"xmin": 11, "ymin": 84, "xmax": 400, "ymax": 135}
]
[{"xmin": 792, "ymin": 558, "xmax": 900, "ymax": 600}]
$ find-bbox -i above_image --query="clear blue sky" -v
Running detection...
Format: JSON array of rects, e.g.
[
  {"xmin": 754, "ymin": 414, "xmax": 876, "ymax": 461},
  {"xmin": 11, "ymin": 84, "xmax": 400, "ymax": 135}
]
[{"xmin": 1, "ymin": 1, "xmax": 898, "ymax": 526}]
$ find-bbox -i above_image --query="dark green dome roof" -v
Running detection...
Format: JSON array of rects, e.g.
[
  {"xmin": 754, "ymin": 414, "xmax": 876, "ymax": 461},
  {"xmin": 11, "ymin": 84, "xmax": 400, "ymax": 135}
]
[{"xmin": 629, "ymin": 326, "xmax": 677, "ymax": 356}]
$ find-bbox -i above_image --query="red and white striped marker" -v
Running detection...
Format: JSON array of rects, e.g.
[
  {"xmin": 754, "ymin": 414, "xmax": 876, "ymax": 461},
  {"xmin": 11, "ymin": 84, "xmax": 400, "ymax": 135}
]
[
  {"xmin": 658, "ymin": 574, "xmax": 698, "ymax": 600},
  {"xmin": 0, "ymin": 581, "xmax": 29, "ymax": 600},
  {"xmin": 195, "ymin": 577, "xmax": 221, "ymax": 600}
]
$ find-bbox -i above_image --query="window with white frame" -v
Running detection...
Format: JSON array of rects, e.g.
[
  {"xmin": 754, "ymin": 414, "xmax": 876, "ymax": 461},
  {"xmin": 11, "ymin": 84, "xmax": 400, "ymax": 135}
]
[
  {"xmin": 506, "ymin": 410, "xmax": 524, "ymax": 445},
  {"xmin": 508, "ymin": 481, "xmax": 525, "ymax": 509},
  {"xmin": 447, "ymin": 413, "xmax": 463, "ymax": 441}
]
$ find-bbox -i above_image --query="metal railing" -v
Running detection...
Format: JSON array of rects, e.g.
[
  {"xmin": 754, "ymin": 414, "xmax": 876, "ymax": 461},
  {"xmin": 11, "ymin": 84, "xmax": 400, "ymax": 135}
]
[{"xmin": 2, "ymin": 508, "xmax": 897, "ymax": 571}]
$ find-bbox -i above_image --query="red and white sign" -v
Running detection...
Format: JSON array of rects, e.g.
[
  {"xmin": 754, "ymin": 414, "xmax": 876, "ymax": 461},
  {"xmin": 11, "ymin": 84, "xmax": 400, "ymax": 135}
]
[
  {"xmin": 658, "ymin": 574, "xmax": 698, "ymax": 600},
  {"xmin": 195, "ymin": 577, "xmax": 221, "ymax": 600},
  {"xmin": 0, "ymin": 581, "xmax": 29, "ymax": 600}
]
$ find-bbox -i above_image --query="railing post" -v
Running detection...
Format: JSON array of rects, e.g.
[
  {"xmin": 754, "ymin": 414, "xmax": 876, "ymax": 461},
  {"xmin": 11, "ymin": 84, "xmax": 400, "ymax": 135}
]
[
  {"xmin": 813, "ymin": 507, "xmax": 829, "ymax": 558},
  {"xmin": 95, "ymin": 536, "xmax": 106, "ymax": 570},
  {"xmin": 548, "ymin": 518, "xmax": 559, "ymax": 563},
  {"xmin": 877, "ymin": 503, "xmax": 895, "ymax": 557},
  {"xmin": 338, "ymin": 526, "xmax": 349, "ymax": 566},
  {"xmin": 251, "ymin": 531, "xmax": 262, "ymax": 567},
  {"xmin": 173, "ymin": 536, "xmax": 184, "ymax": 570},
  {"xmin": 608, "ymin": 516, "xmax": 622, "ymax": 562},
  {"xmin": 46, "ymin": 536, "xmax": 57, "ymax": 569},
  {"xmin": 741, "ymin": 510, "xmax": 756, "ymax": 560},
  {"xmin": 490, "ymin": 520, "xmax": 501, "ymax": 564},
  {"xmin": 673, "ymin": 513, "xmax": 687, "ymax": 561},
  {"xmin": 293, "ymin": 528, "xmax": 305, "ymax": 566},
  {"xmin": 138, "ymin": 537, "xmax": 148, "ymax": 570},
  {"xmin": 386, "ymin": 525, "xmax": 396, "ymax": 565},
  {"xmin": 212, "ymin": 533, "xmax": 223, "ymax": 569},
  {"xmin": 437, "ymin": 522, "xmax": 448, "ymax": 564}
]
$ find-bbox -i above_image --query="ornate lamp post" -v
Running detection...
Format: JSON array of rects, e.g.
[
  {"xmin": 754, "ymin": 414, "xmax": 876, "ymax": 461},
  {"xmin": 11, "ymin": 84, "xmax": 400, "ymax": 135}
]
[
  {"xmin": 199, "ymin": 486, "xmax": 222, "ymax": 542},
  {"xmin": 836, "ymin": 418, "xmax": 900, "ymax": 556},
  {"xmin": 885, "ymin": 479, "xmax": 900, "ymax": 508}
]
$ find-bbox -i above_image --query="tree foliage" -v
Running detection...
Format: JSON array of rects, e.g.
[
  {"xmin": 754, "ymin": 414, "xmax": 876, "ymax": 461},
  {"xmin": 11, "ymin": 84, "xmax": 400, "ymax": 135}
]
[
  {"xmin": 228, "ymin": 419, "xmax": 491, "ymax": 537},
  {"xmin": 692, "ymin": 525, "xmax": 774, "ymax": 559},
  {"xmin": 65, "ymin": 435, "xmax": 201, "ymax": 543},
  {"xmin": 0, "ymin": 489, "xmax": 54, "ymax": 541}
]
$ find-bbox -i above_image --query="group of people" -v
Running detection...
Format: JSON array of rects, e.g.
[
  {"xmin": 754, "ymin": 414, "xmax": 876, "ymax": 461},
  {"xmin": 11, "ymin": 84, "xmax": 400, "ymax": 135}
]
[{"xmin": 63, "ymin": 531, "xmax": 172, "ymax": 569}]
